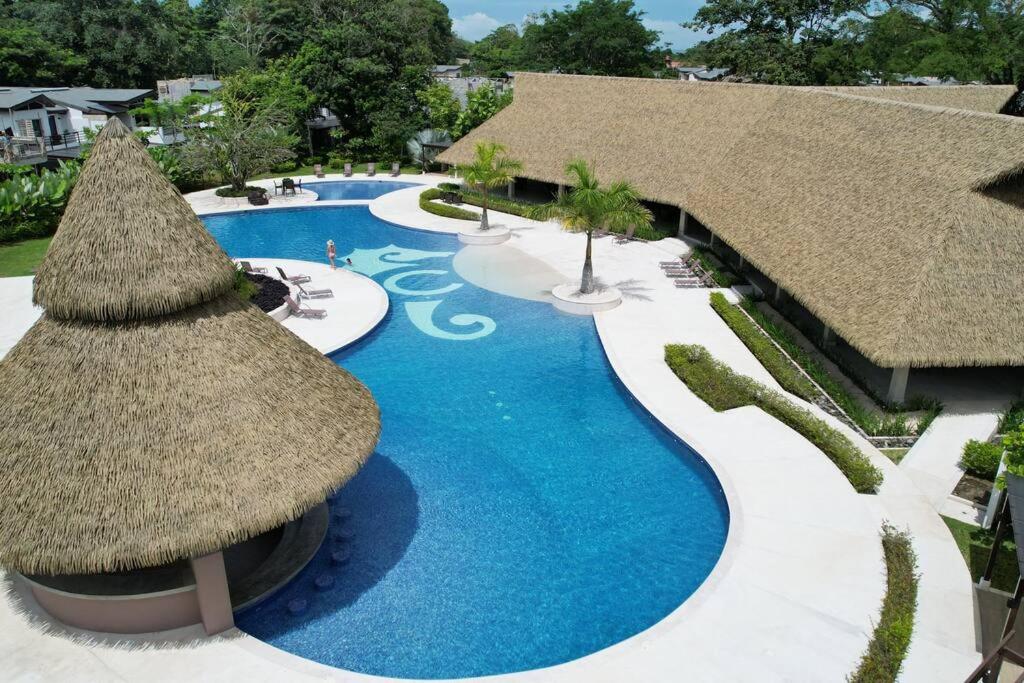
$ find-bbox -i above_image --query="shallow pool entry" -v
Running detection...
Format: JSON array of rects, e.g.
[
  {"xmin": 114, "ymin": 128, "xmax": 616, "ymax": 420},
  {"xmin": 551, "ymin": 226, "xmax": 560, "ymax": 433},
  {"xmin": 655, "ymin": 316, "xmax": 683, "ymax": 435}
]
[{"xmin": 204, "ymin": 206, "xmax": 728, "ymax": 679}]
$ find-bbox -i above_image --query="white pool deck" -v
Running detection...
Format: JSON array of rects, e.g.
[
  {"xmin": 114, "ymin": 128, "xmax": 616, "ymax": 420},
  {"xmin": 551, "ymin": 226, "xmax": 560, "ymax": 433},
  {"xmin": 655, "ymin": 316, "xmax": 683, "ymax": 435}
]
[{"xmin": 0, "ymin": 174, "xmax": 983, "ymax": 682}]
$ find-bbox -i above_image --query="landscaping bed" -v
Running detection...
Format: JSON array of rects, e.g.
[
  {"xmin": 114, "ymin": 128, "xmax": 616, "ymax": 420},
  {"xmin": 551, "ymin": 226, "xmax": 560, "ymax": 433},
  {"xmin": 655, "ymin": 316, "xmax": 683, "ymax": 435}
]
[
  {"xmin": 244, "ymin": 272, "xmax": 289, "ymax": 313},
  {"xmin": 943, "ymin": 515, "xmax": 1019, "ymax": 592},
  {"xmin": 664, "ymin": 343, "xmax": 883, "ymax": 493},
  {"xmin": 952, "ymin": 474, "xmax": 992, "ymax": 506}
]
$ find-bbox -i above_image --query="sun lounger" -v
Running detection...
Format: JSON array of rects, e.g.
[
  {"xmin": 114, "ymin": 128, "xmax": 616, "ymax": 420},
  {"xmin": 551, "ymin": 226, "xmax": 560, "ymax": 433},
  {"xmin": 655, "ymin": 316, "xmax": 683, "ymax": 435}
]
[
  {"xmin": 344, "ymin": 162, "xmax": 352, "ymax": 177},
  {"xmin": 285, "ymin": 296, "xmax": 327, "ymax": 319},
  {"xmin": 366, "ymin": 162, "xmax": 376, "ymax": 177},
  {"xmin": 240, "ymin": 260, "xmax": 267, "ymax": 274},
  {"xmin": 296, "ymin": 282, "xmax": 333, "ymax": 299},
  {"xmin": 276, "ymin": 266, "xmax": 311, "ymax": 285},
  {"xmin": 390, "ymin": 162, "xmax": 400, "ymax": 177}
]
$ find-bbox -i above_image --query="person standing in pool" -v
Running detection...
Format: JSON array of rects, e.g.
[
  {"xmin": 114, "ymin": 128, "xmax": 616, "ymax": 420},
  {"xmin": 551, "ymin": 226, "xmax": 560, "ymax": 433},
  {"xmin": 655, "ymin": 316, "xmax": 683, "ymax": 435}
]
[{"xmin": 326, "ymin": 239, "xmax": 336, "ymax": 269}]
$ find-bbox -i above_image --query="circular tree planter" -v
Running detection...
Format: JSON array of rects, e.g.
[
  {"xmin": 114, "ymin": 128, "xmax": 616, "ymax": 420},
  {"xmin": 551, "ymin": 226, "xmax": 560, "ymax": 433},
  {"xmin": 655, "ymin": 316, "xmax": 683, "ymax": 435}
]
[
  {"xmin": 458, "ymin": 226, "xmax": 511, "ymax": 245},
  {"xmin": 551, "ymin": 283, "xmax": 622, "ymax": 315}
]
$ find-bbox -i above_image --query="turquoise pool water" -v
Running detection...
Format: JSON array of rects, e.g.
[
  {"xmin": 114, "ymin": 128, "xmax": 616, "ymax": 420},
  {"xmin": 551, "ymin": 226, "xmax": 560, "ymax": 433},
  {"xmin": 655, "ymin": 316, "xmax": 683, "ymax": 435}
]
[
  {"xmin": 202, "ymin": 206, "xmax": 728, "ymax": 679},
  {"xmin": 305, "ymin": 180, "xmax": 418, "ymax": 200}
]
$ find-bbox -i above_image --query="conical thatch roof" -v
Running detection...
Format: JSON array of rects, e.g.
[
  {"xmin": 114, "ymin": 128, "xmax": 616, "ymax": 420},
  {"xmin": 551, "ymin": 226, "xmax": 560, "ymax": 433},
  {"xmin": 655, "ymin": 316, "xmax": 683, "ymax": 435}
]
[
  {"xmin": 34, "ymin": 118, "xmax": 235, "ymax": 322},
  {"xmin": 441, "ymin": 73, "xmax": 1024, "ymax": 368},
  {"xmin": 0, "ymin": 119, "xmax": 380, "ymax": 575}
]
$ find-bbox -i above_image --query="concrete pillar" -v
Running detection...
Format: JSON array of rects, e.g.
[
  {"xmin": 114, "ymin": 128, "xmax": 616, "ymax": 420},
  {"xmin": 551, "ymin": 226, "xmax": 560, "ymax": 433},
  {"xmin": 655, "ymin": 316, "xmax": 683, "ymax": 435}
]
[
  {"xmin": 507, "ymin": 179, "xmax": 515, "ymax": 200},
  {"xmin": 678, "ymin": 210, "xmax": 688, "ymax": 238},
  {"xmin": 709, "ymin": 233, "xmax": 717, "ymax": 249},
  {"xmin": 736, "ymin": 255, "xmax": 745, "ymax": 272},
  {"xmin": 887, "ymin": 366, "xmax": 910, "ymax": 405},
  {"xmin": 190, "ymin": 551, "xmax": 234, "ymax": 635},
  {"xmin": 557, "ymin": 184, "xmax": 565, "ymax": 199},
  {"xmin": 773, "ymin": 283, "xmax": 785, "ymax": 307},
  {"xmin": 821, "ymin": 324, "xmax": 834, "ymax": 348}
]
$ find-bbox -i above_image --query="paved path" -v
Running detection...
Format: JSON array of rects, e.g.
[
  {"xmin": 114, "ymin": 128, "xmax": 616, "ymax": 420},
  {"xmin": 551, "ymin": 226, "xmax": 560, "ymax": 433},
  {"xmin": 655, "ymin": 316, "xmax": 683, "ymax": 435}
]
[{"xmin": 0, "ymin": 181, "xmax": 980, "ymax": 681}]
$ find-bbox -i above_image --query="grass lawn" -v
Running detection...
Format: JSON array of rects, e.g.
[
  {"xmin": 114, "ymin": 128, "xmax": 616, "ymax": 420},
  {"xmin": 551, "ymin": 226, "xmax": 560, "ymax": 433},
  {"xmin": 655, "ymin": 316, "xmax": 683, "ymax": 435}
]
[
  {"xmin": 252, "ymin": 162, "xmax": 422, "ymax": 181},
  {"xmin": 881, "ymin": 447, "xmax": 910, "ymax": 464},
  {"xmin": 942, "ymin": 514, "xmax": 1019, "ymax": 592},
  {"xmin": 0, "ymin": 237, "xmax": 51, "ymax": 277}
]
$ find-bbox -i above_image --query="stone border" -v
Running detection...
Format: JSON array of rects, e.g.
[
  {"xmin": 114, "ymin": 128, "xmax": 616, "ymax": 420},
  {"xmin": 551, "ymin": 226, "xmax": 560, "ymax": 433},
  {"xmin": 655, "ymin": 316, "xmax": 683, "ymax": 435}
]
[
  {"xmin": 551, "ymin": 283, "xmax": 622, "ymax": 315},
  {"xmin": 458, "ymin": 226, "xmax": 511, "ymax": 245}
]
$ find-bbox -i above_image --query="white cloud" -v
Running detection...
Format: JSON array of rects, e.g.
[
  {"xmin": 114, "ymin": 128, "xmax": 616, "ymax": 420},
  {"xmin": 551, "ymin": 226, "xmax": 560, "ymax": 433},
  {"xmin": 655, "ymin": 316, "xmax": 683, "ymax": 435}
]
[
  {"xmin": 642, "ymin": 18, "xmax": 714, "ymax": 51},
  {"xmin": 453, "ymin": 12, "xmax": 502, "ymax": 41}
]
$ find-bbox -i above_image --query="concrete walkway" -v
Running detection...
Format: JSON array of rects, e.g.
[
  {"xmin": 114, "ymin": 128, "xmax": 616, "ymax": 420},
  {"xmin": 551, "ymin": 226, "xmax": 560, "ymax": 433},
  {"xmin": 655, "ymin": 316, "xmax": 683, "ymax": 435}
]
[{"xmin": 0, "ymin": 180, "xmax": 981, "ymax": 681}]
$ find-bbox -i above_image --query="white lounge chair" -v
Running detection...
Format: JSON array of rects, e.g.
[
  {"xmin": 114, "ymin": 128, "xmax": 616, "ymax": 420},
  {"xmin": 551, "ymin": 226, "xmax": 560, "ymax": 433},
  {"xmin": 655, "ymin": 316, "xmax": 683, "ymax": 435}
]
[
  {"xmin": 366, "ymin": 162, "xmax": 376, "ymax": 177},
  {"xmin": 240, "ymin": 260, "xmax": 267, "ymax": 274},
  {"xmin": 296, "ymin": 282, "xmax": 333, "ymax": 299},
  {"xmin": 285, "ymin": 295, "xmax": 327, "ymax": 319},
  {"xmin": 344, "ymin": 162, "xmax": 353, "ymax": 177},
  {"xmin": 390, "ymin": 162, "xmax": 400, "ymax": 177},
  {"xmin": 276, "ymin": 266, "xmax": 311, "ymax": 285}
]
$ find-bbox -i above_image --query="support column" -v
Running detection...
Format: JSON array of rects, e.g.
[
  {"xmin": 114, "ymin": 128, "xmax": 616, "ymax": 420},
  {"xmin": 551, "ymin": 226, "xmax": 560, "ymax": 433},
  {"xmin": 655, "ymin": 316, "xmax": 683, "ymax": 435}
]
[
  {"xmin": 773, "ymin": 283, "xmax": 785, "ymax": 307},
  {"xmin": 709, "ymin": 233, "xmax": 717, "ymax": 249},
  {"xmin": 736, "ymin": 255, "xmax": 745, "ymax": 272},
  {"xmin": 886, "ymin": 366, "xmax": 910, "ymax": 405},
  {"xmin": 507, "ymin": 179, "xmax": 515, "ymax": 200},
  {"xmin": 190, "ymin": 551, "xmax": 234, "ymax": 635},
  {"xmin": 821, "ymin": 324, "xmax": 834, "ymax": 348},
  {"xmin": 677, "ymin": 210, "xmax": 688, "ymax": 238},
  {"xmin": 557, "ymin": 184, "xmax": 565, "ymax": 199}
]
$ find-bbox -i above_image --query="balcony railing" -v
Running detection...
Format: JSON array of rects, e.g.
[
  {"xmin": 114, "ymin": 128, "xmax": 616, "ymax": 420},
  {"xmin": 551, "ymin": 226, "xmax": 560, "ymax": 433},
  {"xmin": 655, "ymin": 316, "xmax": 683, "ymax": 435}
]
[
  {"xmin": 1, "ymin": 137, "xmax": 47, "ymax": 163},
  {"xmin": 43, "ymin": 130, "xmax": 83, "ymax": 151}
]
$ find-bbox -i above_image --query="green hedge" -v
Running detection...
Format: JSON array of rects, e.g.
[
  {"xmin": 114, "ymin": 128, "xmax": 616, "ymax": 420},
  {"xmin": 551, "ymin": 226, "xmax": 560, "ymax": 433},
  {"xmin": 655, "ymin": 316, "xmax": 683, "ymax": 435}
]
[
  {"xmin": 849, "ymin": 524, "xmax": 918, "ymax": 683},
  {"xmin": 664, "ymin": 343, "xmax": 883, "ymax": 493},
  {"xmin": 419, "ymin": 188, "xmax": 478, "ymax": 220},
  {"xmin": 710, "ymin": 292, "xmax": 817, "ymax": 401},
  {"xmin": 736, "ymin": 299, "xmax": 943, "ymax": 437},
  {"xmin": 1000, "ymin": 399, "xmax": 1024, "ymax": 433},
  {"xmin": 960, "ymin": 439, "xmax": 1002, "ymax": 479},
  {"xmin": 690, "ymin": 247, "xmax": 738, "ymax": 287}
]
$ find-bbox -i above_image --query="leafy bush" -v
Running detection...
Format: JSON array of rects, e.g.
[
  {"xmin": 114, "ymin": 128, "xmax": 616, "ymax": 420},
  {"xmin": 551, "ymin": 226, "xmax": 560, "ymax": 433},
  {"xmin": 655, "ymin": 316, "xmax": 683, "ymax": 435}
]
[
  {"xmin": 437, "ymin": 182, "xmax": 461, "ymax": 192},
  {"xmin": 690, "ymin": 247, "xmax": 738, "ymax": 287},
  {"xmin": 327, "ymin": 153, "xmax": 350, "ymax": 170},
  {"xmin": 999, "ymin": 426, "xmax": 1024, "ymax": 486},
  {"xmin": 419, "ymin": 188, "xmax": 478, "ymax": 220},
  {"xmin": 710, "ymin": 292, "xmax": 817, "ymax": 401},
  {"xmin": 665, "ymin": 343, "xmax": 884, "ymax": 493},
  {"xmin": 960, "ymin": 440, "xmax": 1002, "ymax": 480},
  {"xmin": 0, "ymin": 161, "xmax": 80, "ymax": 244},
  {"xmin": 999, "ymin": 399, "xmax": 1024, "ymax": 434},
  {"xmin": 233, "ymin": 266, "xmax": 258, "ymax": 301},
  {"xmin": 849, "ymin": 524, "xmax": 918, "ymax": 683},
  {"xmin": 216, "ymin": 185, "xmax": 266, "ymax": 198}
]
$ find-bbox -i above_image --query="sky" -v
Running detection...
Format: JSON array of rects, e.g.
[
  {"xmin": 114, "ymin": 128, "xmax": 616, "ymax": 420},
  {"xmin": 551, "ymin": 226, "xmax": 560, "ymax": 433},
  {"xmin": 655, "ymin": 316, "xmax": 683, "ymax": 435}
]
[{"xmin": 441, "ymin": 1, "xmax": 713, "ymax": 49}]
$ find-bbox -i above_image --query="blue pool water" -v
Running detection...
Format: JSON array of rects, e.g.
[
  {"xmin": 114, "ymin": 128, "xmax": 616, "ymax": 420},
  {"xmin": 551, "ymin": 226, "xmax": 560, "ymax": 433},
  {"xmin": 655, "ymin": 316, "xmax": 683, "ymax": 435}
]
[
  {"xmin": 305, "ymin": 180, "xmax": 418, "ymax": 200},
  {"xmin": 202, "ymin": 206, "xmax": 729, "ymax": 679}
]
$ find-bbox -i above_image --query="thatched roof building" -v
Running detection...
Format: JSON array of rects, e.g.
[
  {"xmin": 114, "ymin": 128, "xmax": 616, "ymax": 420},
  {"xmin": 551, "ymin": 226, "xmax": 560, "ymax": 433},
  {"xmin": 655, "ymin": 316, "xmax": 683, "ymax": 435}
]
[
  {"xmin": 440, "ymin": 73, "xmax": 1024, "ymax": 371},
  {"xmin": 0, "ymin": 118, "xmax": 380, "ymax": 577}
]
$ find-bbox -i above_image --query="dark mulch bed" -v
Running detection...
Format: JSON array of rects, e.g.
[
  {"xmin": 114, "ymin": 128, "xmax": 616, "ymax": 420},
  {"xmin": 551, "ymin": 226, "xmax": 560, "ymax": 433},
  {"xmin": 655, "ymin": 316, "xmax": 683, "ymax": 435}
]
[
  {"xmin": 244, "ymin": 272, "xmax": 289, "ymax": 313},
  {"xmin": 953, "ymin": 473, "xmax": 993, "ymax": 506}
]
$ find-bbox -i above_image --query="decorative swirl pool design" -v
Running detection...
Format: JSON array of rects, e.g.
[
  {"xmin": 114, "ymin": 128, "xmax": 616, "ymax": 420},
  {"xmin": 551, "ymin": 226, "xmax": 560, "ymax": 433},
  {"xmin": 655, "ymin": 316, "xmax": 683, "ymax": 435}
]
[
  {"xmin": 305, "ymin": 180, "xmax": 419, "ymax": 200},
  {"xmin": 202, "ymin": 206, "xmax": 729, "ymax": 679}
]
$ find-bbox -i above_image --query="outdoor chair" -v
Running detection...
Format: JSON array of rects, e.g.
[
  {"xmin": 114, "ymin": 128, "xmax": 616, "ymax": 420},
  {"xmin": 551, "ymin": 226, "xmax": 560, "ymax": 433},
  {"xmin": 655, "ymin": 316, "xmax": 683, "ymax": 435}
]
[
  {"xmin": 276, "ymin": 266, "xmax": 311, "ymax": 285},
  {"xmin": 240, "ymin": 260, "xmax": 267, "ymax": 274},
  {"xmin": 314, "ymin": 163, "xmax": 325, "ymax": 178},
  {"xmin": 367, "ymin": 162, "xmax": 376, "ymax": 177},
  {"xmin": 247, "ymin": 190, "xmax": 268, "ymax": 206},
  {"xmin": 344, "ymin": 162, "xmax": 353, "ymax": 177},
  {"xmin": 285, "ymin": 296, "xmax": 327, "ymax": 319},
  {"xmin": 390, "ymin": 162, "xmax": 400, "ymax": 176},
  {"xmin": 296, "ymin": 282, "xmax": 333, "ymax": 299},
  {"xmin": 275, "ymin": 178, "xmax": 301, "ymax": 196}
]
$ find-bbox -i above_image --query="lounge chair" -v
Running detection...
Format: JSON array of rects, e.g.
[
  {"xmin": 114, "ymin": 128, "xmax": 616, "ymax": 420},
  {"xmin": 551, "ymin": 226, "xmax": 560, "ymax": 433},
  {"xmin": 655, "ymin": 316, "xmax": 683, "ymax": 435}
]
[
  {"xmin": 240, "ymin": 260, "xmax": 267, "ymax": 274},
  {"xmin": 276, "ymin": 266, "xmax": 311, "ymax": 285},
  {"xmin": 296, "ymin": 282, "xmax": 333, "ymax": 299},
  {"xmin": 366, "ymin": 162, "xmax": 376, "ymax": 177},
  {"xmin": 390, "ymin": 162, "xmax": 400, "ymax": 177},
  {"xmin": 314, "ymin": 163, "xmax": 325, "ymax": 178},
  {"xmin": 344, "ymin": 162, "xmax": 352, "ymax": 177},
  {"xmin": 285, "ymin": 296, "xmax": 327, "ymax": 319}
]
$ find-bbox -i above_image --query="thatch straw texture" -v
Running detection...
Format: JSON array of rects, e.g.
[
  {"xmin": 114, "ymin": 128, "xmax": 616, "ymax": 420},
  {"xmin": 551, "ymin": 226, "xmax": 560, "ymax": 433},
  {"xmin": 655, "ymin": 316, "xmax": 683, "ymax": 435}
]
[
  {"xmin": 34, "ymin": 118, "xmax": 235, "ymax": 322},
  {"xmin": 440, "ymin": 73, "xmax": 1024, "ymax": 368},
  {"xmin": 817, "ymin": 84, "xmax": 1018, "ymax": 113},
  {"xmin": 0, "ymin": 117, "xmax": 381, "ymax": 575}
]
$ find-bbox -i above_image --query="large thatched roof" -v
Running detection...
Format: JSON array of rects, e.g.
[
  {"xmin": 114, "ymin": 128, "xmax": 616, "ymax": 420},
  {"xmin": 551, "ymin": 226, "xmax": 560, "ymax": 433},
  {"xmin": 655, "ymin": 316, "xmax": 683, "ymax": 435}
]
[
  {"xmin": 816, "ymin": 84, "xmax": 1018, "ymax": 113},
  {"xmin": 440, "ymin": 74, "xmax": 1024, "ymax": 368},
  {"xmin": 0, "ymin": 118, "xmax": 380, "ymax": 575}
]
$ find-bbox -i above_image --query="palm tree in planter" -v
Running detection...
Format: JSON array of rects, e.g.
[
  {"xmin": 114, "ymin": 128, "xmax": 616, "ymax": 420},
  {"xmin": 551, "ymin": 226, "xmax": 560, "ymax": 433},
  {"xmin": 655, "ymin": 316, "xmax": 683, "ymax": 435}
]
[
  {"xmin": 461, "ymin": 141, "xmax": 522, "ymax": 231},
  {"xmin": 530, "ymin": 159, "xmax": 652, "ymax": 295}
]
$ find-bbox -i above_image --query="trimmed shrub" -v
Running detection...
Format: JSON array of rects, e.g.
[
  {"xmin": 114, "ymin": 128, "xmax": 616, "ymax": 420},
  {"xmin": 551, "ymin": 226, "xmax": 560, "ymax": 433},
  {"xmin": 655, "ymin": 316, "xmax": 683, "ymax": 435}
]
[
  {"xmin": 690, "ymin": 247, "xmax": 738, "ymax": 287},
  {"xmin": 216, "ymin": 185, "xmax": 266, "ymax": 198},
  {"xmin": 960, "ymin": 439, "xmax": 1002, "ymax": 480},
  {"xmin": 419, "ymin": 188, "xmax": 478, "ymax": 220},
  {"xmin": 848, "ymin": 524, "xmax": 919, "ymax": 683},
  {"xmin": 999, "ymin": 399, "xmax": 1024, "ymax": 434},
  {"xmin": 710, "ymin": 292, "xmax": 817, "ymax": 401},
  {"xmin": 665, "ymin": 343, "xmax": 884, "ymax": 493}
]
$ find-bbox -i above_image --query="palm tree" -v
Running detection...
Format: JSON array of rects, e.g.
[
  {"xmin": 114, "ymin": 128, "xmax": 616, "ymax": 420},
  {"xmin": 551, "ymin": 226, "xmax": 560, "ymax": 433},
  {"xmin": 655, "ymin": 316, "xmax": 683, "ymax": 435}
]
[
  {"xmin": 461, "ymin": 141, "xmax": 522, "ymax": 231},
  {"xmin": 529, "ymin": 159, "xmax": 653, "ymax": 295}
]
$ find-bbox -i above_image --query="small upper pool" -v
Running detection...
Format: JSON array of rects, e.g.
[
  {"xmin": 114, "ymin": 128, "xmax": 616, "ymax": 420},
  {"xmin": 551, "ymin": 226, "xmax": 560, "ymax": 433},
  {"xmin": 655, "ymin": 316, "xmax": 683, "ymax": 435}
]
[{"xmin": 305, "ymin": 180, "xmax": 419, "ymax": 200}]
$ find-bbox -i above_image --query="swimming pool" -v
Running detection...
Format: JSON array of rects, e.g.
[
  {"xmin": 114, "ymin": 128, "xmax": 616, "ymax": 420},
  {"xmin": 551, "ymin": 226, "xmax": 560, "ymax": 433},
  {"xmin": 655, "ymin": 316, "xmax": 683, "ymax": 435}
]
[
  {"xmin": 305, "ymin": 180, "xmax": 419, "ymax": 200},
  {"xmin": 202, "ymin": 206, "xmax": 729, "ymax": 679}
]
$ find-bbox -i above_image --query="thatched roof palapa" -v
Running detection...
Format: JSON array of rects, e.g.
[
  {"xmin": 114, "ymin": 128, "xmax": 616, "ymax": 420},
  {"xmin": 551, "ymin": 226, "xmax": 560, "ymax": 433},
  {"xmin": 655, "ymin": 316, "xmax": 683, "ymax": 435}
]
[
  {"xmin": 440, "ymin": 73, "xmax": 1024, "ymax": 368},
  {"xmin": 0, "ymin": 118, "xmax": 380, "ymax": 576}
]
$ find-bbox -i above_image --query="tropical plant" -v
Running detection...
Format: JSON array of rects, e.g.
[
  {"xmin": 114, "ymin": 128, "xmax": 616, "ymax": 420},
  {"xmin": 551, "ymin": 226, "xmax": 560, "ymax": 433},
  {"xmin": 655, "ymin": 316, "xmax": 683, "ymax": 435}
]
[
  {"xmin": 0, "ymin": 161, "xmax": 80, "ymax": 243},
  {"xmin": 529, "ymin": 159, "xmax": 652, "ymax": 295},
  {"xmin": 180, "ymin": 102, "xmax": 297, "ymax": 192},
  {"xmin": 461, "ymin": 141, "xmax": 522, "ymax": 231},
  {"xmin": 406, "ymin": 129, "xmax": 452, "ymax": 169},
  {"xmin": 452, "ymin": 84, "xmax": 513, "ymax": 139}
]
